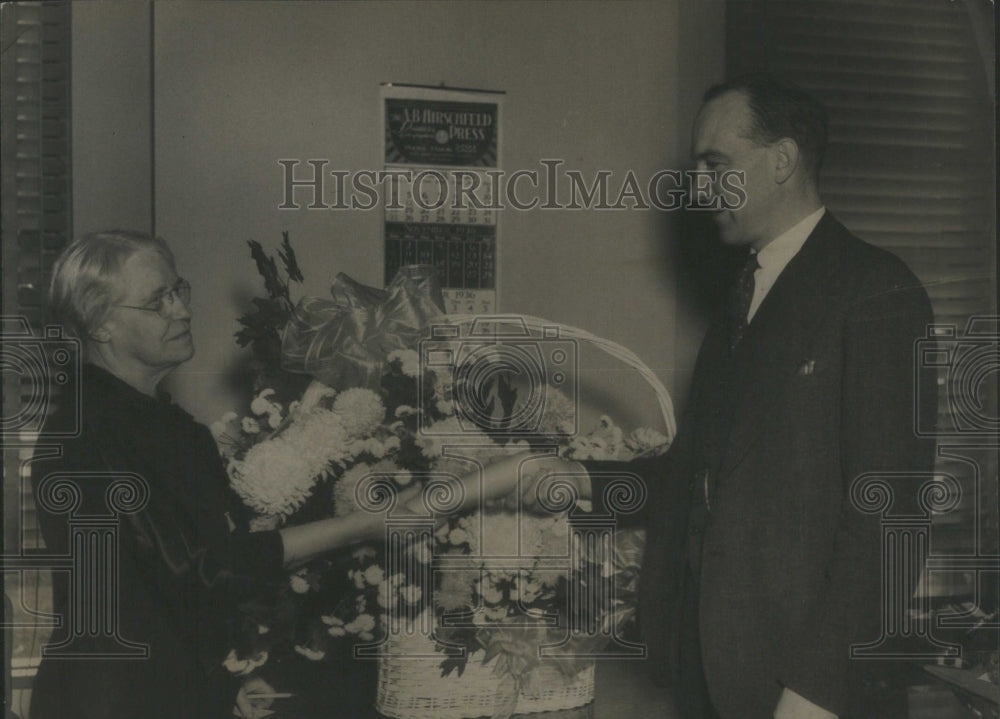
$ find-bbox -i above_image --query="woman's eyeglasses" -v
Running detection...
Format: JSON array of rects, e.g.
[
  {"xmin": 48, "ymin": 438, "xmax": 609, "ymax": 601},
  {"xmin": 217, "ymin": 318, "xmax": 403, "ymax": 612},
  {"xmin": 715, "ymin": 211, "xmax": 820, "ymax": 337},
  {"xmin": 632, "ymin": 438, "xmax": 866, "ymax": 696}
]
[{"xmin": 115, "ymin": 279, "xmax": 192, "ymax": 318}]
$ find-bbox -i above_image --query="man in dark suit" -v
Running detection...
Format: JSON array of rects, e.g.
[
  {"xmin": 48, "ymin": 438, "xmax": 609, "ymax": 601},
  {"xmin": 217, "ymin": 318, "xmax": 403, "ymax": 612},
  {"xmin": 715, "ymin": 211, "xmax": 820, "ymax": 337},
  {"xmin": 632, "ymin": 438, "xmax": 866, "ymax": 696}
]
[{"xmin": 516, "ymin": 74, "xmax": 937, "ymax": 718}]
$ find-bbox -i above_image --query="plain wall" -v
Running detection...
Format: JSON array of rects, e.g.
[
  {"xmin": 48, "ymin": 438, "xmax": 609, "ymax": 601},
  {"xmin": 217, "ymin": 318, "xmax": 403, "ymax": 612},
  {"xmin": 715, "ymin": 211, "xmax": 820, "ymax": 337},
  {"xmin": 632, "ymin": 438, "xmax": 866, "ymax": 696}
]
[
  {"xmin": 72, "ymin": 1, "xmax": 726, "ymax": 436},
  {"xmin": 71, "ymin": 1, "xmax": 153, "ymax": 235}
]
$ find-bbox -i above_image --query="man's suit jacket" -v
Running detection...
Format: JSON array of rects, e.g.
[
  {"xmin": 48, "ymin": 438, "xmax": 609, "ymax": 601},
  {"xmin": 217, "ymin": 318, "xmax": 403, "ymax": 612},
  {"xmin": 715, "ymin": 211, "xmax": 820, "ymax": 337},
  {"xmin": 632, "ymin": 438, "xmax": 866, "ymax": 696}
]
[{"xmin": 590, "ymin": 213, "xmax": 937, "ymax": 718}]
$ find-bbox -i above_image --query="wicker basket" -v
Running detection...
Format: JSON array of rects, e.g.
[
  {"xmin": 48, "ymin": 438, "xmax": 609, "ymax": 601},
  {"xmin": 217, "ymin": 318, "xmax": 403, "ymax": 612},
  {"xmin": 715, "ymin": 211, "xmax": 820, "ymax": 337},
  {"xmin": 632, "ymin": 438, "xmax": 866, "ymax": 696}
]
[
  {"xmin": 376, "ymin": 315, "xmax": 676, "ymax": 719},
  {"xmin": 376, "ymin": 627, "xmax": 595, "ymax": 719}
]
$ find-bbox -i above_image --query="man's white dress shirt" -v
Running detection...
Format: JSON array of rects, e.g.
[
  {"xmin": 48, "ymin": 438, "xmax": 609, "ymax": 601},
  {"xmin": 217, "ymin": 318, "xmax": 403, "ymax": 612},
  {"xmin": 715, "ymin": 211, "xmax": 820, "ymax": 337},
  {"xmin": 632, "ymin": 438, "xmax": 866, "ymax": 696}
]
[{"xmin": 747, "ymin": 206, "xmax": 826, "ymax": 322}]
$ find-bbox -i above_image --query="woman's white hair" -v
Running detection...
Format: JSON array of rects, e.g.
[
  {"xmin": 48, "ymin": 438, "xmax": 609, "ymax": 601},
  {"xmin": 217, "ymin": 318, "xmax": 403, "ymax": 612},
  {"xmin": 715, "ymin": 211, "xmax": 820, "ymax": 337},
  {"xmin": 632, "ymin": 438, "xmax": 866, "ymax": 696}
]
[{"xmin": 49, "ymin": 230, "xmax": 175, "ymax": 340}]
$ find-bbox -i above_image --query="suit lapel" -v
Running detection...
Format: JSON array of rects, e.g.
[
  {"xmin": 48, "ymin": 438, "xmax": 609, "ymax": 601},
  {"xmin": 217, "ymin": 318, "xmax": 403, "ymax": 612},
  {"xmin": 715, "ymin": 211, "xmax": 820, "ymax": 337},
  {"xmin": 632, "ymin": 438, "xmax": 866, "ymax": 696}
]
[{"xmin": 713, "ymin": 214, "xmax": 846, "ymax": 482}]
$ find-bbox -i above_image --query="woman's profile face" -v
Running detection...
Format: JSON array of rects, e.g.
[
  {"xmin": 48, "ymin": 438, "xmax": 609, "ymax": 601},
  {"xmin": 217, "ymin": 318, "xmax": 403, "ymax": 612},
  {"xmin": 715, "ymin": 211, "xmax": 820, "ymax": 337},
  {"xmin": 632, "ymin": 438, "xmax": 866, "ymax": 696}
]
[{"xmin": 99, "ymin": 248, "xmax": 195, "ymax": 374}]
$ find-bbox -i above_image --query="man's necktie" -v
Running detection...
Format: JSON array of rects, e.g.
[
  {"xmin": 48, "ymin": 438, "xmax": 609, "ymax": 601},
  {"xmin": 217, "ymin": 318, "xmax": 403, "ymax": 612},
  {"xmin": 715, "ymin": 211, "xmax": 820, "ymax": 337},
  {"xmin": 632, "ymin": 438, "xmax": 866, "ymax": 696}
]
[{"xmin": 728, "ymin": 251, "xmax": 760, "ymax": 352}]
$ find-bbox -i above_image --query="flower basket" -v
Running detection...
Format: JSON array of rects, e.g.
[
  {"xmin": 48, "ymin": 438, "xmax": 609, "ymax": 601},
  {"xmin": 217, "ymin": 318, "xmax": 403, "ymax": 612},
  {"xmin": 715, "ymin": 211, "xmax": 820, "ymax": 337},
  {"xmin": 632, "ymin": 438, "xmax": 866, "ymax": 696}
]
[
  {"xmin": 374, "ymin": 315, "xmax": 677, "ymax": 719},
  {"xmin": 376, "ymin": 628, "xmax": 595, "ymax": 719}
]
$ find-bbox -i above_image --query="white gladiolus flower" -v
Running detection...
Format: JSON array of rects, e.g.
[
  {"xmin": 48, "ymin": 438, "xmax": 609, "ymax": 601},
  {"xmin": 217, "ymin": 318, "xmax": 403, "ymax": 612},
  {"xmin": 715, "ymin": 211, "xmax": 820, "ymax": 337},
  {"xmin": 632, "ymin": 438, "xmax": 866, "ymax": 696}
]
[
  {"xmin": 297, "ymin": 380, "xmax": 336, "ymax": 415},
  {"xmin": 222, "ymin": 649, "xmax": 268, "ymax": 675},
  {"xmin": 241, "ymin": 417, "xmax": 260, "ymax": 434},
  {"xmin": 250, "ymin": 390, "xmax": 280, "ymax": 417}
]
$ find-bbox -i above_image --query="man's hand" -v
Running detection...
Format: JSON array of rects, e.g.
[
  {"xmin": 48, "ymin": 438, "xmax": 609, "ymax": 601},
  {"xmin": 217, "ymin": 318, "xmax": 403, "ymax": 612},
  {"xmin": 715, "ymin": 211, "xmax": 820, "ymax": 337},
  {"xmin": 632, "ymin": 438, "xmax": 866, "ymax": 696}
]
[
  {"xmin": 774, "ymin": 688, "xmax": 837, "ymax": 719},
  {"xmin": 234, "ymin": 676, "xmax": 277, "ymax": 718}
]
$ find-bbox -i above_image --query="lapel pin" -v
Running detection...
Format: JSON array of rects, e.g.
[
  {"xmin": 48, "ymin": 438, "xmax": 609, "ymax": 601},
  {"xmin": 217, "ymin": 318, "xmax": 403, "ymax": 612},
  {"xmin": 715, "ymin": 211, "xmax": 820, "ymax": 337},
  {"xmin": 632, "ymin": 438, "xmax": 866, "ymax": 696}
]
[{"xmin": 799, "ymin": 360, "xmax": 816, "ymax": 375}]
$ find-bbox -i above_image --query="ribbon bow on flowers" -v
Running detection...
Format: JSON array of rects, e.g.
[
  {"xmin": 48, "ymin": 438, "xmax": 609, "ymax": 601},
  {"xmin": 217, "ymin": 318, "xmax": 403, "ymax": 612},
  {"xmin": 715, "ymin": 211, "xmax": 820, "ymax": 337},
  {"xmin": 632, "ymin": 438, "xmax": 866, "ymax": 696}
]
[{"xmin": 280, "ymin": 265, "xmax": 445, "ymax": 390}]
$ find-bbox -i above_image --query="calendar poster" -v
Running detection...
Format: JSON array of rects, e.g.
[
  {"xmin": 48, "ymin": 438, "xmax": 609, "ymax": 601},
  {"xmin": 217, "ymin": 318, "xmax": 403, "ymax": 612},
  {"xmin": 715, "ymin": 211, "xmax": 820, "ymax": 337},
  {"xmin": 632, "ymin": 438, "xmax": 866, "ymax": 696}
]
[{"xmin": 381, "ymin": 85, "xmax": 503, "ymax": 314}]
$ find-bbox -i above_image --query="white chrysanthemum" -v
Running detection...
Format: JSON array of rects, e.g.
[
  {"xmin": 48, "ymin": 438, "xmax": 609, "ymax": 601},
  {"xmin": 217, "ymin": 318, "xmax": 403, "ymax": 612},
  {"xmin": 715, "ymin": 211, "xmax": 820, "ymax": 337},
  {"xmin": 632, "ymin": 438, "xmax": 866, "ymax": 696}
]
[
  {"xmin": 229, "ymin": 438, "xmax": 321, "ymax": 516},
  {"xmin": 475, "ymin": 576, "xmax": 503, "ymax": 604},
  {"xmin": 361, "ymin": 437, "xmax": 391, "ymax": 459},
  {"xmin": 512, "ymin": 577, "xmax": 543, "ymax": 604},
  {"xmin": 448, "ymin": 527, "xmax": 472, "ymax": 547},
  {"xmin": 627, "ymin": 426, "xmax": 670, "ymax": 455},
  {"xmin": 294, "ymin": 645, "xmax": 326, "ymax": 661},
  {"xmin": 248, "ymin": 515, "xmax": 281, "ymax": 533},
  {"xmin": 345, "ymin": 613, "xmax": 376, "ymax": 634},
  {"xmin": 459, "ymin": 510, "xmax": 568, "ymax": 560},
  {"xmin": 528, "ymin": 514, "xmax": 569, "ymax": 557},
  {"xmin": 293, "ymin": 410, "xmax": 351, "ymax": 465},
  {"xmin": 332, "ymin": 388, "xmax": 386, "ymax": 438}
]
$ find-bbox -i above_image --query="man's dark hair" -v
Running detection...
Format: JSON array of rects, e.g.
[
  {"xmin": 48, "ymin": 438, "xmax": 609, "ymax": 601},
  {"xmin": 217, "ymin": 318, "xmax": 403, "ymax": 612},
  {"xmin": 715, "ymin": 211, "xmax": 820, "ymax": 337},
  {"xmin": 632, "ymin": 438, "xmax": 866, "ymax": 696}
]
[{"xmin": 703, "ymin": 73, "xmax": 829, "ymax": 183}]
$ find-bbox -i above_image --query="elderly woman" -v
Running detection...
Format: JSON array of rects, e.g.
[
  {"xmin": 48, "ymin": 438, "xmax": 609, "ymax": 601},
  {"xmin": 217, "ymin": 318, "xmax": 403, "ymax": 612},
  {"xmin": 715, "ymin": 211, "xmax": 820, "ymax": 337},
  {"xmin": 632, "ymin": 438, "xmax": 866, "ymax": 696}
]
[{"xmin": 29, "ymin": 231, "xmax": 514, "ymax": 719}]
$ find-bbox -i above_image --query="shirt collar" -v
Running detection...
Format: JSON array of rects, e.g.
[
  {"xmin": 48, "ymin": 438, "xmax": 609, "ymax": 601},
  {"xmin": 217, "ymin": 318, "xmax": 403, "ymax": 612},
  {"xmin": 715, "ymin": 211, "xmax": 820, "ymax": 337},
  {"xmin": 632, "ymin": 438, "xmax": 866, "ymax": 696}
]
[{"xmin": 755, "ymin": 207, "xmax": 826, "ymax": 270}]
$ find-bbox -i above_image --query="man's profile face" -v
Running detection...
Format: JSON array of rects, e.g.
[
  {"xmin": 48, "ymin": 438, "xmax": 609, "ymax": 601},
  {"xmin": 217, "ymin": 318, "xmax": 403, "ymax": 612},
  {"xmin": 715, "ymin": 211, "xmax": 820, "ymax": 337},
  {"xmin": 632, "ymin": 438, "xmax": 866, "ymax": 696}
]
[
  {"xmin": 101, "ymin": 248, "xmax": 195, "ymax": 374},
  {"xmin": 691, "ymin": 90, "xmax": 777, "ymax": 250}
]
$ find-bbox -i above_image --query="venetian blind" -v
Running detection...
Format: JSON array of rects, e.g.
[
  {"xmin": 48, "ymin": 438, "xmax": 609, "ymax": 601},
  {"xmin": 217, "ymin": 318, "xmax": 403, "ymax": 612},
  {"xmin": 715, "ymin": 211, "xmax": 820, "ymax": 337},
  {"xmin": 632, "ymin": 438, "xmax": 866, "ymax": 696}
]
[
  {"xmin": 1, "ymin": 1, "xmax": 73, "ymax": 553},
  {"xmin": 725, "ymin": 0, "xmax": 996, "ymax": 578}
]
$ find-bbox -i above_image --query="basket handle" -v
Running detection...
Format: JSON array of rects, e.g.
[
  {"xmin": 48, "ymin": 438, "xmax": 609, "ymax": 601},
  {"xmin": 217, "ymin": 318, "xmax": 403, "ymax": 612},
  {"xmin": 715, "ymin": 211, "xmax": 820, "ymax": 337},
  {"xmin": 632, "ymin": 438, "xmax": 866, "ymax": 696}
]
[{"xmin": 435, "ymin": 314, "xmax": 677, "ymax": 441}]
